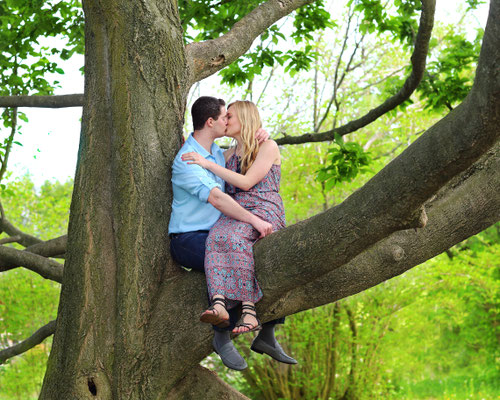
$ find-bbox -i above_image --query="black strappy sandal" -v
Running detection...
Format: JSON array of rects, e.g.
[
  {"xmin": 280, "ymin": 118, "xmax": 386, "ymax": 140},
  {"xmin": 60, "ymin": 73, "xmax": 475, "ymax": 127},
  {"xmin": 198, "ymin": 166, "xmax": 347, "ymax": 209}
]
[
  {"xmin": 200, "ymin": 297, "xmax": 230, "ymax": 328},
  {"xmin": 232, "ymin": 304, "xmax": 262, "ymax": 334}
]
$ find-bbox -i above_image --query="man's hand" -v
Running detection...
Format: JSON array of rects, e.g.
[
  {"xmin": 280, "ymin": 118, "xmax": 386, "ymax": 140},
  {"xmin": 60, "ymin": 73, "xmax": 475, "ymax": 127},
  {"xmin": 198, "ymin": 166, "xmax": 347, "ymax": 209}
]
[
  {"xmin": 255, "ymin": 128, "xmax": 269, "ymax": 144},
  {"xmin": 250, "ymin": 215, "xmax": 273, "ymax": 238}
]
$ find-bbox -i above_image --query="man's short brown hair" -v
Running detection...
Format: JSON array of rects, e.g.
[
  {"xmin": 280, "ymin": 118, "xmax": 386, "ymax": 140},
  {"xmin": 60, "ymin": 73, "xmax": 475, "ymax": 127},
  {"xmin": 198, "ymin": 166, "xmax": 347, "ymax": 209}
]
[{"xmin": 192, "ymin": 96, "xmax": 226, "ymax": 130}]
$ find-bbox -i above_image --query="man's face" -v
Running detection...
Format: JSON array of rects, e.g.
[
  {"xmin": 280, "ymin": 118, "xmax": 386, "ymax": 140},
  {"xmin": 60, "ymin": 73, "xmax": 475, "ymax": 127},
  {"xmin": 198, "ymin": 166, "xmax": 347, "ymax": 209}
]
[{"xmin": 212, "ymin": 106, "xmax": 227, "ymax": 138}]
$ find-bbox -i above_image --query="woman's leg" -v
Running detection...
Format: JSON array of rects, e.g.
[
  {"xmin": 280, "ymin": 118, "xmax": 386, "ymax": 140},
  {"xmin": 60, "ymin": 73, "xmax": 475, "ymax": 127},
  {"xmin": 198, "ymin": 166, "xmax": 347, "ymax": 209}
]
[
  {"xmin": 233, "ymin": 301, "xmax": 261, "ymax": 334},
  {"xmin": 200, "ymin": 294, "xmax": 230, "ymax": 327}
]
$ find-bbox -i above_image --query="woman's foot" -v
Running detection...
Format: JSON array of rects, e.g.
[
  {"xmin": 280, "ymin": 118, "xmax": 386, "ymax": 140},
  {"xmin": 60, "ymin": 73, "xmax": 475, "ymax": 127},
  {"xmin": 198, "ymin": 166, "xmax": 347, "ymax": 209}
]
[
  {"xmin": 200, "ymin": 296, "xmax": 230, "ymax": 328},
  {"xmin": 232, "ymin": 303, "xmax": 262, "ymax": 334}
]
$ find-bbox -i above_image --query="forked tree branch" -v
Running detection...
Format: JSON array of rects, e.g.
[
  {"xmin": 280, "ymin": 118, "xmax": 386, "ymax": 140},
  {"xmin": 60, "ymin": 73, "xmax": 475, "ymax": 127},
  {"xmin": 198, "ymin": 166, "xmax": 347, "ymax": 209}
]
[
  {"xmin": 0, "ymin": 235, "xmax": 67, "ymax": 273},
  {"xmin": 0, "ymin": 245, "xmax": 63, "ymax": 282},
  {"xmin": 0, "ymin": 217, "xmax": 42, "ymax": 247},
  {"xmin": 276, "ymin": 0, "xmax": 436, "ymax": 145},
  {"xmin": 262, "ymin": 142, "xmax": 500, "ymax": 319},
  {"xmin": 185, "ymin": 0, "xmax": 314, "ymax": 85},
  {"xmin": 0, "ymin": 235, "xmax": 21, "ymax": 245},
  {"xmin": 0, "ymin": 94, "xmax": 83, "ymax": 108},
  {"xmin": 0, "ymin": 320, "xmax": 56, "ymax": 364}
]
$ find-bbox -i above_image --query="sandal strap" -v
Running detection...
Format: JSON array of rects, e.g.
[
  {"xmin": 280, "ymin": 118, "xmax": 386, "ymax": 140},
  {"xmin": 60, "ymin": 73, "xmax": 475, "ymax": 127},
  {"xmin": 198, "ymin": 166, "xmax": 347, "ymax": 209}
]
[
  {"xmin": 241, "ymin": 304, "xmax": 256, "ymax": 312},
  {"xmin": 207, "ymin": 297, "xmax": 226, "ymax": 311}
]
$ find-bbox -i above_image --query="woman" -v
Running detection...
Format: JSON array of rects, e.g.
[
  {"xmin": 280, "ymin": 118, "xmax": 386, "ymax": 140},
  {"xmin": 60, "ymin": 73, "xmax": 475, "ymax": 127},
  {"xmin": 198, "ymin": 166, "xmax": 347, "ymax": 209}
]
[{"xmin": 181, "ymin": 100, "xmax": 285, "ymax": 334}]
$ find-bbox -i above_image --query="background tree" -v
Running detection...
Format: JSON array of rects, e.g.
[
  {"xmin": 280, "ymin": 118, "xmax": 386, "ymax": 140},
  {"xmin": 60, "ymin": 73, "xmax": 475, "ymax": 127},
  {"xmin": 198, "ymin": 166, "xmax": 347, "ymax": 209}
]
[{"xmin": 0, "ymin": 0, "xmax": 498, "ymax": 399}]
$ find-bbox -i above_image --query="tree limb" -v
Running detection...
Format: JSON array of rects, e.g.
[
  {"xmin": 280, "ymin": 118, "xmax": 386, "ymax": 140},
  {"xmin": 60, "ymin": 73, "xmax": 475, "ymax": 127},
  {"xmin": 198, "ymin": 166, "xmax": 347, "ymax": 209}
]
[
  {"xmin": 265, "ymin": 141, "xmax": 500, "ymax": 319},
  {"xmin": 148, "ymin": 140, "xmax": 499, "ymax": 385},
  {"xmin": 185, "ymin": 0, "xmax": 314, "ymax": 85},
  {"xmin": 0, "ymin": 245, "xmax": 63, "ymax": 282},
  {"xmin": 276, "ymin": 0, "xmax": 436, "ymax": 145},
  {"xmin": 0, "ymin": 94, "xmax": 83, "ymax": 108},
  {"xmin": 0, "ymin": 234, "xmax": 67, "ymax": 273},
  {"xmin": 0, "ymin": 320, "xmax": 56, "ymax": 365},
  {"xmin": 0, "ymin": 107, "xmax": 17, "ymax": 183},
  {"xmin": 256, "ymin": 0, "xmax": 500, "ymax": 296},
  {"xmin": 0, "ymin": 217, "xmax": 42, "ymax": 247},
  {"xmin": 0, "ymin": 235, "xmax": 21, "ymax": 245}
]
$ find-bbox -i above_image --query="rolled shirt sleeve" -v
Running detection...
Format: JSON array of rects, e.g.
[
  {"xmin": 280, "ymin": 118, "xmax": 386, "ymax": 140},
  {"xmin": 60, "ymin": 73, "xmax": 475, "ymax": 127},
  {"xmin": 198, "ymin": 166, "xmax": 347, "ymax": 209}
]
[
  {"xmin": 168, "ymin": 134, "xmax": 227, "ymax": 234},
  {"xmin": 172, "ymin": 156, "xmax": 221, "ymax": 203}
]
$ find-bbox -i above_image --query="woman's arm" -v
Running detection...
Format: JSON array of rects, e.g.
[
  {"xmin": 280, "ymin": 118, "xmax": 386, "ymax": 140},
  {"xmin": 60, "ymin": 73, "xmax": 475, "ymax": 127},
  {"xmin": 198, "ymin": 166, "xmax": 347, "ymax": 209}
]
[{"xmin": 181, "ymin": 140, "xmax": 280, "ymax": 191}]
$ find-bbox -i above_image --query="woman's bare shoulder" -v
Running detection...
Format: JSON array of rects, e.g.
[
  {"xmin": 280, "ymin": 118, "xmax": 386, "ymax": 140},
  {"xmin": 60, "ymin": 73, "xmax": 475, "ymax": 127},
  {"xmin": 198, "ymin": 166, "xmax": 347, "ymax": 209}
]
[{"xmin": 260, "ymin": 139, "xmax": 279, "ymax": 151}]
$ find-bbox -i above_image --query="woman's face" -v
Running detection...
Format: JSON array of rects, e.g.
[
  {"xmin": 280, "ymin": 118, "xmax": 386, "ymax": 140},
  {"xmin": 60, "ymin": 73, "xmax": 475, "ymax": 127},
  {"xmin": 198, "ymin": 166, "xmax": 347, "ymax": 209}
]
[{"xmin": 225, "ymin": 105, "xmax": 241, "ymax": 138}]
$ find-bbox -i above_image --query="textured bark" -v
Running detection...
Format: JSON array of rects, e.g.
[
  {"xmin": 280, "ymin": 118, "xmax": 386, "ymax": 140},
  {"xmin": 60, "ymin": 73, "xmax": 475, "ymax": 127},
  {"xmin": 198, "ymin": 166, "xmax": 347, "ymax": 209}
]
[
  {"xmin": 265, "ymin": 142, "xmax": 500, "ymax": 320},
  {"xmin": 40, "ymin": 0, "xmax": 188, "ymax": 398},
  {"xmin": 36, "ymin": 0, "xmax": 500, "ymax": 399},
  {"xmin": 0, "ymin": 94, "xmax": 83, "ymax": 108},
  {"xmin": 185, "ymin": 0, "xmax": 314, "ymax": 84}
]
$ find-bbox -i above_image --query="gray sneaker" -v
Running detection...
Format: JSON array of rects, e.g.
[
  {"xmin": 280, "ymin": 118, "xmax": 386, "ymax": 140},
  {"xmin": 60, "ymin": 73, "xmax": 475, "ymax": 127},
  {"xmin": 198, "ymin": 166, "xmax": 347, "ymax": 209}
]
[
  {"xmin": 212, "ymin": 336, "xmax": 248, "ymax": 371},
  {"xmin": 251, "ymin": 336, "xmax": 298, "ymax": 364}
]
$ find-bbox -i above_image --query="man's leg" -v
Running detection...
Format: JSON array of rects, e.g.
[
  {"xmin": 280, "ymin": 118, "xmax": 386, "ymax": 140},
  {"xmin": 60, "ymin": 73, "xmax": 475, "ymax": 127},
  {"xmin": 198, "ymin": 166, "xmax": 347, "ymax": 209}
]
[
  {"xmin": 170, "ymin": 231, "xmax": 246, "ymax": 370},
  {"xmin": 252, "ymin": 318, "xmax": 297, "ymax": 364}
]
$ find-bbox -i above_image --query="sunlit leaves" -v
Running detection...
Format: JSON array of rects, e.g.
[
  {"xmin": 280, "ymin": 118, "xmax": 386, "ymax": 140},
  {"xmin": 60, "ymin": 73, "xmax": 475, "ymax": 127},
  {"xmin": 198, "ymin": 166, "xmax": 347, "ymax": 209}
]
[
  {"xmin": 418, "ymin": 31, "xmax": 483, "ymax": 112},
  {"xmin": 180, "ymin": 0, "xmax": 332, "ymax": 86},
  {"xmin": 316, "ymin": 133, "xmax": 371, "ymax": 191},
  {"xmin": 349, "ymin": 0, "xmax": 421, "ymax": 46}
]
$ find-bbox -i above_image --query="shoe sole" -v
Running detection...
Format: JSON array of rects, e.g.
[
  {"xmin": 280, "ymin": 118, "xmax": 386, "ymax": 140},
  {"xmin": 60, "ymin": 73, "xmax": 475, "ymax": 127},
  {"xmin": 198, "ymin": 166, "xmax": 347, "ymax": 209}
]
[
  {"xmin": 250, "ymin": 344, "xmax": 298, "ymax": 365},
  {"xmin": 200, "ymin": 312, "xmax": 230, "ymax": 328}
]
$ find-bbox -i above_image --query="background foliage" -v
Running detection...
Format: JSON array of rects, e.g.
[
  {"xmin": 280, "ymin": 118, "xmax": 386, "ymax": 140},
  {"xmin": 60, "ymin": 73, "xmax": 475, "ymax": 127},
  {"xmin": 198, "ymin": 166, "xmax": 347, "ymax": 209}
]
[{"xmin": 0, "ymin": 0, "xmax": 498, "ymax": 399}]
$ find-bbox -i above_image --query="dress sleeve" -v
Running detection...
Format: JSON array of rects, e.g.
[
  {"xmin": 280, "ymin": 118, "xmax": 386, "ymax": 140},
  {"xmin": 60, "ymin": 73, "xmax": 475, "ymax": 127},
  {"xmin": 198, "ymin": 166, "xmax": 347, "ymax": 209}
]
[{"xmin": 172, "ymin": 154, "xmax": 221, "ymax": 202}]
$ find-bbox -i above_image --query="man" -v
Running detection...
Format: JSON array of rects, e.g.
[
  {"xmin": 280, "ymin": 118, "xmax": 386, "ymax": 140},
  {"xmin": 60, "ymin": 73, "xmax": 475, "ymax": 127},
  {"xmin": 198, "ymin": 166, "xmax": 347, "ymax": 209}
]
[{"xmin": 169, "ymin": 96, "xmax": 296, "ymax": 371}]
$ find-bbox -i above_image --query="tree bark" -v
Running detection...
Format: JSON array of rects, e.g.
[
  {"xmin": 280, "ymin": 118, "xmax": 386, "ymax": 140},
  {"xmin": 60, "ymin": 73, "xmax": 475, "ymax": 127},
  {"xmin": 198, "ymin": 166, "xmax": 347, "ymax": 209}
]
[
  {"xmin": 37, "ymin": 0, "xmax": 500, "ymax": 399},
  {"xmin": 0, "ymin": 94, "xmax": 83, "ymax": 108},
  {"xmin": 40, "ymin": 0, "xmax": 188, "ymax": 398}
]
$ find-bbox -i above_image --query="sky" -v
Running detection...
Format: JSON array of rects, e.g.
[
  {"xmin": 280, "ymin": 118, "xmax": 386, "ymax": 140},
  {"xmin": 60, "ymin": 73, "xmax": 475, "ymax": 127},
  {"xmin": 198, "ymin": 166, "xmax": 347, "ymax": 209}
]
[{"xmin": 3, "ymin": 1, "xmax": 490, "ymax": 188}]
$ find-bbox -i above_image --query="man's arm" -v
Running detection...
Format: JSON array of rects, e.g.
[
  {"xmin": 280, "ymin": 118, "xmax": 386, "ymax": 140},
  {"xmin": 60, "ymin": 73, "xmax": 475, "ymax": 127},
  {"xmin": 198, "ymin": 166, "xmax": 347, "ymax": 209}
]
[{"xmin": 208, "ymin": 188, "xmax": 272, "ymax": 238}]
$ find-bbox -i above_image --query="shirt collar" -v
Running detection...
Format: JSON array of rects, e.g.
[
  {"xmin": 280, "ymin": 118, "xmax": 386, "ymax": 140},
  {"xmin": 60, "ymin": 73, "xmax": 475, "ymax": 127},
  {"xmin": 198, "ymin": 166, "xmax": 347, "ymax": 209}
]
[{"xmin": 187, "ymin": 133, "xmax": 214, "ymax": 159}]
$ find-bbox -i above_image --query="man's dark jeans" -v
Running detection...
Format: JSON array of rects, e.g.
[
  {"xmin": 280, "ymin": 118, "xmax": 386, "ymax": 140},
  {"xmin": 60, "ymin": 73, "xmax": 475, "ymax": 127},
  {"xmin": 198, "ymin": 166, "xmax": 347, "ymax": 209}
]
[{"xmin": 170, "ymin": 230, "xmax": 284, "ymax": 332}]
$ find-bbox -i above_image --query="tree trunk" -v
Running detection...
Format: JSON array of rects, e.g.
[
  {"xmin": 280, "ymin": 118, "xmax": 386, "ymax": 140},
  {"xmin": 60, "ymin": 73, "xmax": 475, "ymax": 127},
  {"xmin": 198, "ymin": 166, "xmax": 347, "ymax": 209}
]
[
  {"xmin": 38, "ymin": 1, "xmax": 500, "ymax": 399},
  {"xmin": 40, "ymin": 0, "xmax": 190, "ymax": 398}
]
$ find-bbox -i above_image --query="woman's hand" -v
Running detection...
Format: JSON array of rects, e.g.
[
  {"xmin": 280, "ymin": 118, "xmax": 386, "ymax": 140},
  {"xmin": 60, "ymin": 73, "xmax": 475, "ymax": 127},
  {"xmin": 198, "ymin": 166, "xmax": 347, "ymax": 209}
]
[{"xmin": 181, "ymin": 152, "xmax": 209, "ymax": 168}]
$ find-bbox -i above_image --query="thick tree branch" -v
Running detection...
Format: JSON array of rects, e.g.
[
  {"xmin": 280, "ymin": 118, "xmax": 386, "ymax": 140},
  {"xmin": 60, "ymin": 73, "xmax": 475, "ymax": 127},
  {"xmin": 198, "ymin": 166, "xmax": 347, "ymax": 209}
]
[
  {"xmin": 0, "ymin": 245, "xmax": 63, "ymax": 282},
  {"xmin": 0, "ymin": 235, "xmax": 21, "ymax": 245},
  {"xmin": 149, "ymin": 140, "xmax": 499, "ymax": 387},
  {"xmin": 262, "ymin": 142, "xmax": 500, "ymax": 319},
  {"xmin": 0, "ymin": 94, "xmax": 83, "ymax": 108},
  {"xmin": 276, "ymin": 0, "xmax": 436, "ymax": 145},
  {"xmin": 22, "ymin": 235, "xmax": 67, "ymax": 258},
  {"xmin": 256, "ymin": 0, "xmax": 499, "ymax": 297},
  {"xmin": 185, "ymin": 0, "xmax": 314, "ymax": 84},
  {"xmin": 166, "ymin": 365, "xmax": 250, "ymax": 400},
  {"xmin": 0, "ymin": 320, "xmax": 56, "ymax": 364},
  {"xmin": 0, "ymin": 234, "xmax": 67, "ymax": 273},
  {"xmin": 0, "ymin": 217, "xmax": 42, "ymax": 247}
]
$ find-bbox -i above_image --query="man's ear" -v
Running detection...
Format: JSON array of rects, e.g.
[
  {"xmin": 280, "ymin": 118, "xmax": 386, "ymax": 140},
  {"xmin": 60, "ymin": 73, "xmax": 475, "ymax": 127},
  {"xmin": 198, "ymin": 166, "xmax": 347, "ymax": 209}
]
[{"xmin": 206, "ymin": 117, "xmax": 214, "ymax": 128}]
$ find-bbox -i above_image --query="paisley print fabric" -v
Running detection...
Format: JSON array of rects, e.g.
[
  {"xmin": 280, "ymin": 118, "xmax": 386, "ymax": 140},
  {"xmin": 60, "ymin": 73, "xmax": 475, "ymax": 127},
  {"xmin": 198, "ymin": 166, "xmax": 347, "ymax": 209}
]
[{"xmin": 205, "ymin": 152, "xmax": 286, "ymax": 303}]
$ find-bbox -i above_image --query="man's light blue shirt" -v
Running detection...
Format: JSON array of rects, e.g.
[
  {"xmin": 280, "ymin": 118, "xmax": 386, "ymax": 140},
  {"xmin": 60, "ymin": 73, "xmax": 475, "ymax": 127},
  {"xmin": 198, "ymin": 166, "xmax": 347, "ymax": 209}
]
[{"xmin": 168, "ymin": 133, "xmax": 225, "ymax": 234}]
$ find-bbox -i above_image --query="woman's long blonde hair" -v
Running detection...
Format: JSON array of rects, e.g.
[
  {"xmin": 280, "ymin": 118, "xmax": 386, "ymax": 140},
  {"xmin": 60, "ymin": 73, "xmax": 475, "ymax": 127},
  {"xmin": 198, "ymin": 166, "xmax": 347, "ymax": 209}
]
[{"xmin": 228, "ymin": 101, "xmax": 262, "ymax": 174}]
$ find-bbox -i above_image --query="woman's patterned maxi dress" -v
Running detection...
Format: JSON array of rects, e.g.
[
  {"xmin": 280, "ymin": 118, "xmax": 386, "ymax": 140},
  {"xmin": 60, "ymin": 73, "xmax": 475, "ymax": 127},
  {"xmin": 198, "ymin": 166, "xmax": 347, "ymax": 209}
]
[{"xmin": 204, "ymin": 152, "xmax": 286, "ymax": 303}]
